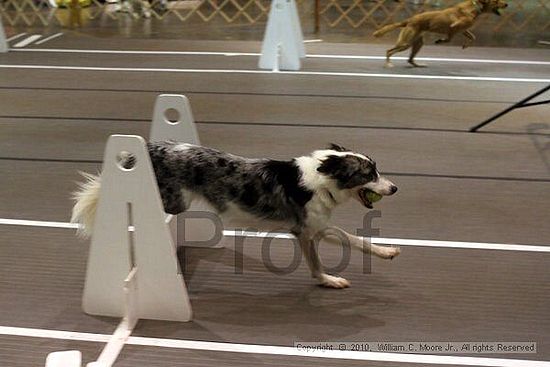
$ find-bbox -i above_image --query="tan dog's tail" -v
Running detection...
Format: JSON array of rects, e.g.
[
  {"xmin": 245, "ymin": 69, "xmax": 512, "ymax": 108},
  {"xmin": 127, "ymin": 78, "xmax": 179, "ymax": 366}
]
[{"xmin": 373, "ymin": 21, "xmax": 407, "ymax": 37}]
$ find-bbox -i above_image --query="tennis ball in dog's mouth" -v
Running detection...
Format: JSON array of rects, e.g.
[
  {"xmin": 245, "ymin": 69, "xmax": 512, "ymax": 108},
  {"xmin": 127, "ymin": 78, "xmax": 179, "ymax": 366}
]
[{"xmin": 366, "ymin": 191, "xmax": 383, "ymax": 203}]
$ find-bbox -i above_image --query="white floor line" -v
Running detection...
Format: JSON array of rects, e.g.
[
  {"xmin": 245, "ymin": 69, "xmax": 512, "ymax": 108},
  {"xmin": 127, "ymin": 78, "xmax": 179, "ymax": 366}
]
[
  {"xmin": 8, "ymin": 48, "xmax": 550, "ymax": 66},
  {"xmin": 12, "ymin": 35, "xmax": 42, "ymax": 48},
  {"xmin": 306, "ymin": 54, "xmax": 550, "ymax": 66},
  {"xmin": 1, "ymin": 218, "xmax": 549, "ymax": 253},
  {"xmin": 35, "ymin": 32, "xmax": 63, "ymax": 45},
  {"xmin": 224, "ymin": 229, "xmax": 550, "ymax": 253},
  {"xmin": 0, "ymin": 64, "xmax": 548, "ymax": 83},
  {"xmin": 10, "ymin": 48, "xmax": 260, "ymax": 56},
  {"xmin": 6, "ymin": 32, "xmax": 27, "ymax": 42},
  {"xmin": 0, "ymin": 218, "xmax": 79, "ymax": 229},
  {"xmin": 0, "ymin": 326, "xmax": 548, "ymax": 367}
]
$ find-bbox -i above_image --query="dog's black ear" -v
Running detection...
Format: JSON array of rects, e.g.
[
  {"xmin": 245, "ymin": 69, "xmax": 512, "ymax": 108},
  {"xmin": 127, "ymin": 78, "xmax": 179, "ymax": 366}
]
[
  {"xmin": 327, "ymin": 143, "xmax": 351, "ymax": 152},
  {"xmin": 317, "ymin": 155, "xmax": 343, "ymax": 174},
  {"xmin": 317, "ymin": 155, "xmax": 370, "ymax": 189}
]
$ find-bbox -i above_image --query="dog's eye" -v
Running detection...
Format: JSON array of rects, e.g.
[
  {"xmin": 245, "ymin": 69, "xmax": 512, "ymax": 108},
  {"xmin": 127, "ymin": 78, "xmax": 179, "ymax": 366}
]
[{"xmin": 364, "ymin": 172, "xmax": 376, "ymax": 181}]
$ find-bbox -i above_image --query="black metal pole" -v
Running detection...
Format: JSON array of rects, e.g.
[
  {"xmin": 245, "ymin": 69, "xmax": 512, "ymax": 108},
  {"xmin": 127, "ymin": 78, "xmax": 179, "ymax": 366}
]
[{"xmin": 469, "ymin": 84, "xmax": 550, "ymax": 132}]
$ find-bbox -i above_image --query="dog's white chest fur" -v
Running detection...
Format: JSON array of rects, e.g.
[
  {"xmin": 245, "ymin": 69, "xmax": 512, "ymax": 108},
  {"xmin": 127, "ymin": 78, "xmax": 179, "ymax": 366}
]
[
  {"xmin": 303, "ymin": 196, "xmax": 332, "ymax": 232},
  {"xmin": 295, "ymin": 154, "xmax": 353, "ymax": 231}
]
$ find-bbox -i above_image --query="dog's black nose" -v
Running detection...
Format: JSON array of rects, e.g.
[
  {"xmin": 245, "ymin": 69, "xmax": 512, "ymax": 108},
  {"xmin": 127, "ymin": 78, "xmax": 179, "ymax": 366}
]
[{"xmin": 390, "ymin": 185, "xmax": 398, "ymax": 194}]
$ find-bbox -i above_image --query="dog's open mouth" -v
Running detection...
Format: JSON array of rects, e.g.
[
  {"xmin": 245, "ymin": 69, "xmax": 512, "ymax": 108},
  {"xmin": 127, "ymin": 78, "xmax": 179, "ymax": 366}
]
[{"xmin": 358, "ymin": 188, "xmax": 376, "ymax": 209}]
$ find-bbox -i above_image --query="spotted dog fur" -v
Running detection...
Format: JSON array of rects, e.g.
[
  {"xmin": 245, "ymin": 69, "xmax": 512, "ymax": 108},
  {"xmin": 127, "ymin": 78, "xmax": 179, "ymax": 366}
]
[
  {"xmin": 72, "ymin": 142, "xmax": 401, "ymax": 289},
  {"xmin": 148, "ymin": 141, "xmax": 313, "ymax": 227}
]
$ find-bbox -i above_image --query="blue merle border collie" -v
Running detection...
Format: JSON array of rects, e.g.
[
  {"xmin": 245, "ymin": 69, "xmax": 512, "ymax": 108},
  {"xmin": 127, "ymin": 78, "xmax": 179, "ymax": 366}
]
[{"xmin": 72, "ymin": 142, "xmax": 400, "ymax": 289}]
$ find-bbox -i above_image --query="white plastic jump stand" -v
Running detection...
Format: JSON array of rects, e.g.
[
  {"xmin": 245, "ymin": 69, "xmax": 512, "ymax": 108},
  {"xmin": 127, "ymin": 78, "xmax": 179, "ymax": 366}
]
[
  {"xmin": 45, "ymin": 135, "xmax": 192, "ymax": 367},
  {"xmin": 83, "ymin": 134, "xmax": 191, "ymax": 321},
  {"xmin": 150, "ymin": 94, "xmax": 224, "ymax": 249},
  {"xmin": 0, "ymin": 18, "xmax": 8, "ymax": 53},
  {"xmin": 259, "ymin": 0, "xmax": 305, "ymax": 71},
  {"xmin": 150, "ymin": 94, "xmax": 200, "ymax": 145}
]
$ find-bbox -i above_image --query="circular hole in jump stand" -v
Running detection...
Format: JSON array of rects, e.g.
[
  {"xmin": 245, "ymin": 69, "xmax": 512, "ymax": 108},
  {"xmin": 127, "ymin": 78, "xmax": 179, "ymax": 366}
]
[
  {"xmin": 164, "ymin": 108, "xmax": 180, "ymax": 124},
  {"xmin": 116, "ymin": 151, "xmax": 137, "ymax": 171}
]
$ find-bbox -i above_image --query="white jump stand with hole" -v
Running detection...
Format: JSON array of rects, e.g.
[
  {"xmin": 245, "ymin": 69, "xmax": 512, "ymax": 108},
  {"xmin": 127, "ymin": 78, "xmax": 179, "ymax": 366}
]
[
  {"xmin": 0, "ymin": 18, "xmax": 8, "ymax": 53},
  {"xmin": 46, "ymin": 135, "xmax": 192, "ymax": 367},
  {"xmin": 259, "ymin": 0, "xmax": 305, "ymax": 71},
  {"xmin": 150, "ymin": 94, "xmax": 200, "ymax": 145},
  {"xmin": 150, "ymin": 94, "xmax": 223, "ymax": 248}
]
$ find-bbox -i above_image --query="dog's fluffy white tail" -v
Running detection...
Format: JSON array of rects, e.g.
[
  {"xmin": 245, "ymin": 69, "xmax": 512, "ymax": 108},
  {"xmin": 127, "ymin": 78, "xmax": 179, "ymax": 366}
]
[{"xmin": 71, "ymin": 172, "xmax": 101, "ymax": 238}]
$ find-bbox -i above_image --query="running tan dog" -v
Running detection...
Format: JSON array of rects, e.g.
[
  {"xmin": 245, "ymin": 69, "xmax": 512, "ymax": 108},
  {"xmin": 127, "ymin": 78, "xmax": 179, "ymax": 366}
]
[{"xmin": 373, "ymin": 0, "xmax": 508, "ymax": 67}]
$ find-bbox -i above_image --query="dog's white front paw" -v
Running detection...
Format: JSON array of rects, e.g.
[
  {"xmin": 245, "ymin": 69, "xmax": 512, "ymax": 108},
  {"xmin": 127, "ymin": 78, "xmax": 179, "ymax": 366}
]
[
  {"xmin": 319, "ymin": 274, "xmax": 350, "ymax": 289},
  {"xmin": 377, "ymin": 246, "xmax": 401, "ymax": 260}
]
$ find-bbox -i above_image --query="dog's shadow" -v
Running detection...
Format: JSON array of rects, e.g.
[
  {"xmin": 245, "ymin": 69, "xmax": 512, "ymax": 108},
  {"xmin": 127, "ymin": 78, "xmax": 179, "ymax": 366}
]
[
  {"xmin": 134, "ymin": 285, "xmax": 391, "ymax": 342},
  {"xmin": 191, "ymin": 287, "xmax": 388, "ymax": 327},
  {"xmin": 170, "ymin": 245, "xmax": 399, "ymax": 340},
  {"xmin": 179, "ymin": 243, "xmax": 302, "ymax": 281}
]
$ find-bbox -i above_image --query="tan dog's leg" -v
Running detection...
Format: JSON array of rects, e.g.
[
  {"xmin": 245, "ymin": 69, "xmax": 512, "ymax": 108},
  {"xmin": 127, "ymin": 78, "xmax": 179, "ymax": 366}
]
[
  {"xmin": 435, "ymin": 36, "xmax": 452, "ymax": 44},
  {"xmin": 435, "ymin": 14, "xmax": 458, "ymax": 45},
  {"xmin": 462, "ymin": 30, "xmax": 475, "ymax": 48},
  {"xmin": 408, "ymin": 37, "xmax": 427, "ymax": 67},
  {"xmin": 385, "ymin": 26, "xmax": 416, "ymax": 68},
  {"xmin": 437, "ymin": 16, "xmax": 472, "ymax": 45}
]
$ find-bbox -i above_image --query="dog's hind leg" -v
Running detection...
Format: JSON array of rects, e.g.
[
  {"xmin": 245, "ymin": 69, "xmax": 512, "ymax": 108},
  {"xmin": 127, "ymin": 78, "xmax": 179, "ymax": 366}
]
[
  {"xmin": 160, "ymin": 184, "xmax": 190, "ymax": 215},
  {"xmin": 408, "ymin": 36, "xmax": 427, "ymax": 67},
  {"xmin": 295, "ymin": 230, "xmax": 350, "ymax": 289},
  {"xmin": 385, "ymin": 26, "xmax": 416, "ymax": 68},
  {"xmin": 385, "ymin": 44, "xmax": 410, "ymax": 68}
]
